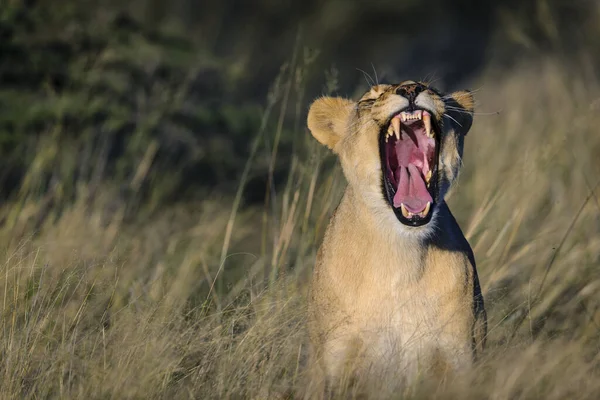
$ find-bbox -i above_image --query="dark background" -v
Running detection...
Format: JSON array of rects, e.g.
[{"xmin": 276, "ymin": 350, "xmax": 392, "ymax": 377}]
[{"xmin": 1, "ymin": 0, "xmax": 596, "ymax": 211}]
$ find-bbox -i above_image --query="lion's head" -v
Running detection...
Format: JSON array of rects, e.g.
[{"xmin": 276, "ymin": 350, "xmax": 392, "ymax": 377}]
[{"xmin": 307, "ymin": 81, "xmax": 474, "ymax": 233}]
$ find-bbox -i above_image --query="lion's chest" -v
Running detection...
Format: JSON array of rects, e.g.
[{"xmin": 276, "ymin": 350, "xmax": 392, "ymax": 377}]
[
  {"xmin": 336, "ymin": 252, "xmax": 470, "ymax": 362},
  {"xmin": 352, "ymin": 267, "xmax": 446, "ymax": 336}
]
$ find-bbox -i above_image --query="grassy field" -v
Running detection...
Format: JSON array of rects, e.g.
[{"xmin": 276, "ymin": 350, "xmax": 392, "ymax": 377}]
[{"xmin": 1, "ymin": 34, "xmax": 600, "ymax": 399}]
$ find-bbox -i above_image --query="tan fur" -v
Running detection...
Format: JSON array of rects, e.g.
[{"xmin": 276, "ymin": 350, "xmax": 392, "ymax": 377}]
[
  {"xmin": 450, "ymin": 90, "xmax": 475, "ymax": 113},
  {"xmin": 305, "ymin": 82, "xmax": 486, "ymax": 397},
  {"xmin": 306, "ymin": 97, "xmax": 354, "ymax": 150}
]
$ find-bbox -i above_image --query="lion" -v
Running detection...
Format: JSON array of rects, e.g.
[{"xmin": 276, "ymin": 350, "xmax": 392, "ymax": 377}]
[{"xmin": 305, "ymin": 81, "xmax": 487, "ymax": 397}]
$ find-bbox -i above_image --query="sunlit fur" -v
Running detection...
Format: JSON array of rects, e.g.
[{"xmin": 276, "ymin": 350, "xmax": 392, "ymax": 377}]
[{"xmin": 305, "ymin": 82, "xmax": 486, "ymax": 397}]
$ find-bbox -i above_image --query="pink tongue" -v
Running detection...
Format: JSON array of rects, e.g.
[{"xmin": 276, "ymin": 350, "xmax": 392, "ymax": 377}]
[{"xmin": 393, "ymin": 164, "xmax": 432, "ymax": 213}]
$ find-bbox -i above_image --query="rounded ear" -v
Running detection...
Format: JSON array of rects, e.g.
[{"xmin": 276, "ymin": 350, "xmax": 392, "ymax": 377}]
[
  {"xmin": 307, "ymin": 96, "xmax": 354, "ymax": 151},
  {"xmin": 446, "ymin": 90, "xmax": 474, "ymax": 135}
]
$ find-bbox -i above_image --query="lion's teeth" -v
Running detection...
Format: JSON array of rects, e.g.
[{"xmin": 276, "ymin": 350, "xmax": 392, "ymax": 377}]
[
  {"xmin": 423, "ymin": 113, "xmax": 432, "ymax": 137},
  {"xmin": 392, "ymin": 118, "xmax": 401, "ymax": 140},
  {"xmin": 386, "ymin": 125, "xmax": 394, "ymax": 142},
  {"xmin": 425, "ymin": 170, "xmax": 432, "ymax": 185},
  {"xmin": 400, "ymin": 203, "xmax": 410, "ymax": 218},
  {"xmin": 422, "ymin": 202, "xmax": 431, "ymax": 217},
  {"xmin": 398, "ymin": 110, "xmax": 427, "ymax": 122}
]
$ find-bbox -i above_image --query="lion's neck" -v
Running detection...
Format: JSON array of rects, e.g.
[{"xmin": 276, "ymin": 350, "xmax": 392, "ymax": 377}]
[
  {"xmin": 336, "ymin": 184, "xmax": 468, "ymax": 264},
  {"xmin": 322, "ymin": 185, "xmax": 468, "ymax": 290},
  {"xmin": 342, "ymin": 185, "xmax": 440, "ymax": 242},
  {"xmin": 332, "ymin": 187, "xmax": 429, "ymax": 274}
]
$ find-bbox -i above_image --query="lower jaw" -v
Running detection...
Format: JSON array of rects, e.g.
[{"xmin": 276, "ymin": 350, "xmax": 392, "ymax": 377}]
[
  {"xmin": 383, "ymin": 176, "xmax": 436, "ymax": 227},
  {"xmin": 394, "ymin": 208, "xmax": 434, "ymax": 227}
]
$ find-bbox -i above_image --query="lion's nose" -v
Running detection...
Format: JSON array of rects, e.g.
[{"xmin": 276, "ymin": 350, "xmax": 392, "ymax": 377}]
[{"xmin": 396, "ymin": 84, "xmax": 425, "ymax": 104}]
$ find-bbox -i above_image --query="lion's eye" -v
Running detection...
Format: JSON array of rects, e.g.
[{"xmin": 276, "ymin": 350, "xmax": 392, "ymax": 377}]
[{"xmin": 358, "ymin": 99, "xmax": 376, "ymax": 109}]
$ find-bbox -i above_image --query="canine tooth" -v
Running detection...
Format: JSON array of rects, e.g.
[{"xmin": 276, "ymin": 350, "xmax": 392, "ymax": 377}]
[
  {"xmin": 392, "ymin": 118, "xmax": 401, "ymax": 140},
  {"xmin": 417, "ymin": 110, "xmax": 422, "ymax": 119},
  {"xmin": 425, "ymin": 170, "xmax": 432, "ymax": 184},
  {"xmin": 400, "ymin": 203, "xmax": 410, "ymax": 218},
  {"xmin": 423, "ymin": 113, "xmax": 432, "ymax": 137},
  {"xmin": 422, "ymin": 202, "xmax": 431, "ymax": 216}
]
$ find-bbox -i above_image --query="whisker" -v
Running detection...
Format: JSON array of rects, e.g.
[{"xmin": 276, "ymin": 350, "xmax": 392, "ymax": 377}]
[
  {"xmin": 356, "ymin": 68, "xmax": 376, "ymax": 87},
  {"xmin": 444, "ymin": 107, "xmax": 473, "ymax": 115},
  {"xmin": 441, "ymin": 87, "xmax": 484, "ymax": 100},
  {"xmin": 443, "ymin": 113, "xmax": 463, "ymax": 127},
  {"xmin": 468, "ymin": 86, "xmax": 484, "ymax": 94},
  {"xmin": 421, "ymin": 71, "xmax": 440, "ymax": 87},
  {"xmin": 371, "ymin": 63, "xmax": 380, "ymax": 86},
  {"xmin": 445, "ymin": 106, "xmax": 501, "ymax": 116}
]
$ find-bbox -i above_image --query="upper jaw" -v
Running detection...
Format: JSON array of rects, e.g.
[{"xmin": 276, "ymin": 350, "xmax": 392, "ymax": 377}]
[
  {"xmin": 384, "ymin": 105, "xmax": 437, "ymax": 130},
  {"xmin": 384, "ymin": 109, "xmax": 435, "ymax": 144}
]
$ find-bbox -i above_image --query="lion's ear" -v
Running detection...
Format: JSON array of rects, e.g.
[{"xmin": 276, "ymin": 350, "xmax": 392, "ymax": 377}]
[
  {"xmin": 307, "ymin": 96, "xmax": 354, "ymax": 151},
  {"xmin": 446, "ymin": 90, "xmax": 474, "ymax": 135}
]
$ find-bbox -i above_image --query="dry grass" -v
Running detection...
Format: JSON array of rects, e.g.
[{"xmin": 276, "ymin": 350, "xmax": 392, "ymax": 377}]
[{"xmin": 1, "ymin": 57, "xmax": 600, "ymax": 399}]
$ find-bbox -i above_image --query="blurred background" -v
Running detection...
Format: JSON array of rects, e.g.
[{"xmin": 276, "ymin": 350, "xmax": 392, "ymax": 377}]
[
  {"xmin": 1, "ymin": 0, "xmax": 597, "ymax": 206},
  {"xmin": 1, "ymin": 1, "xmax": 600, "ymax": 398}
]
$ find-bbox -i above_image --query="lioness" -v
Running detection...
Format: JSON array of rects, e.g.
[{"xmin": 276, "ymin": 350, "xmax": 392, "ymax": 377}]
[{"xmin": 306, "ymin": 81, "xmax": 487, "ymax": 396}]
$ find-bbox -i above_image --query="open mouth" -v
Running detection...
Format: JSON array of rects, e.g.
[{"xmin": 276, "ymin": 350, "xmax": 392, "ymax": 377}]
[{"xmin": 380, "ymin": 109, "xmax": 438, "ymax": 226}]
